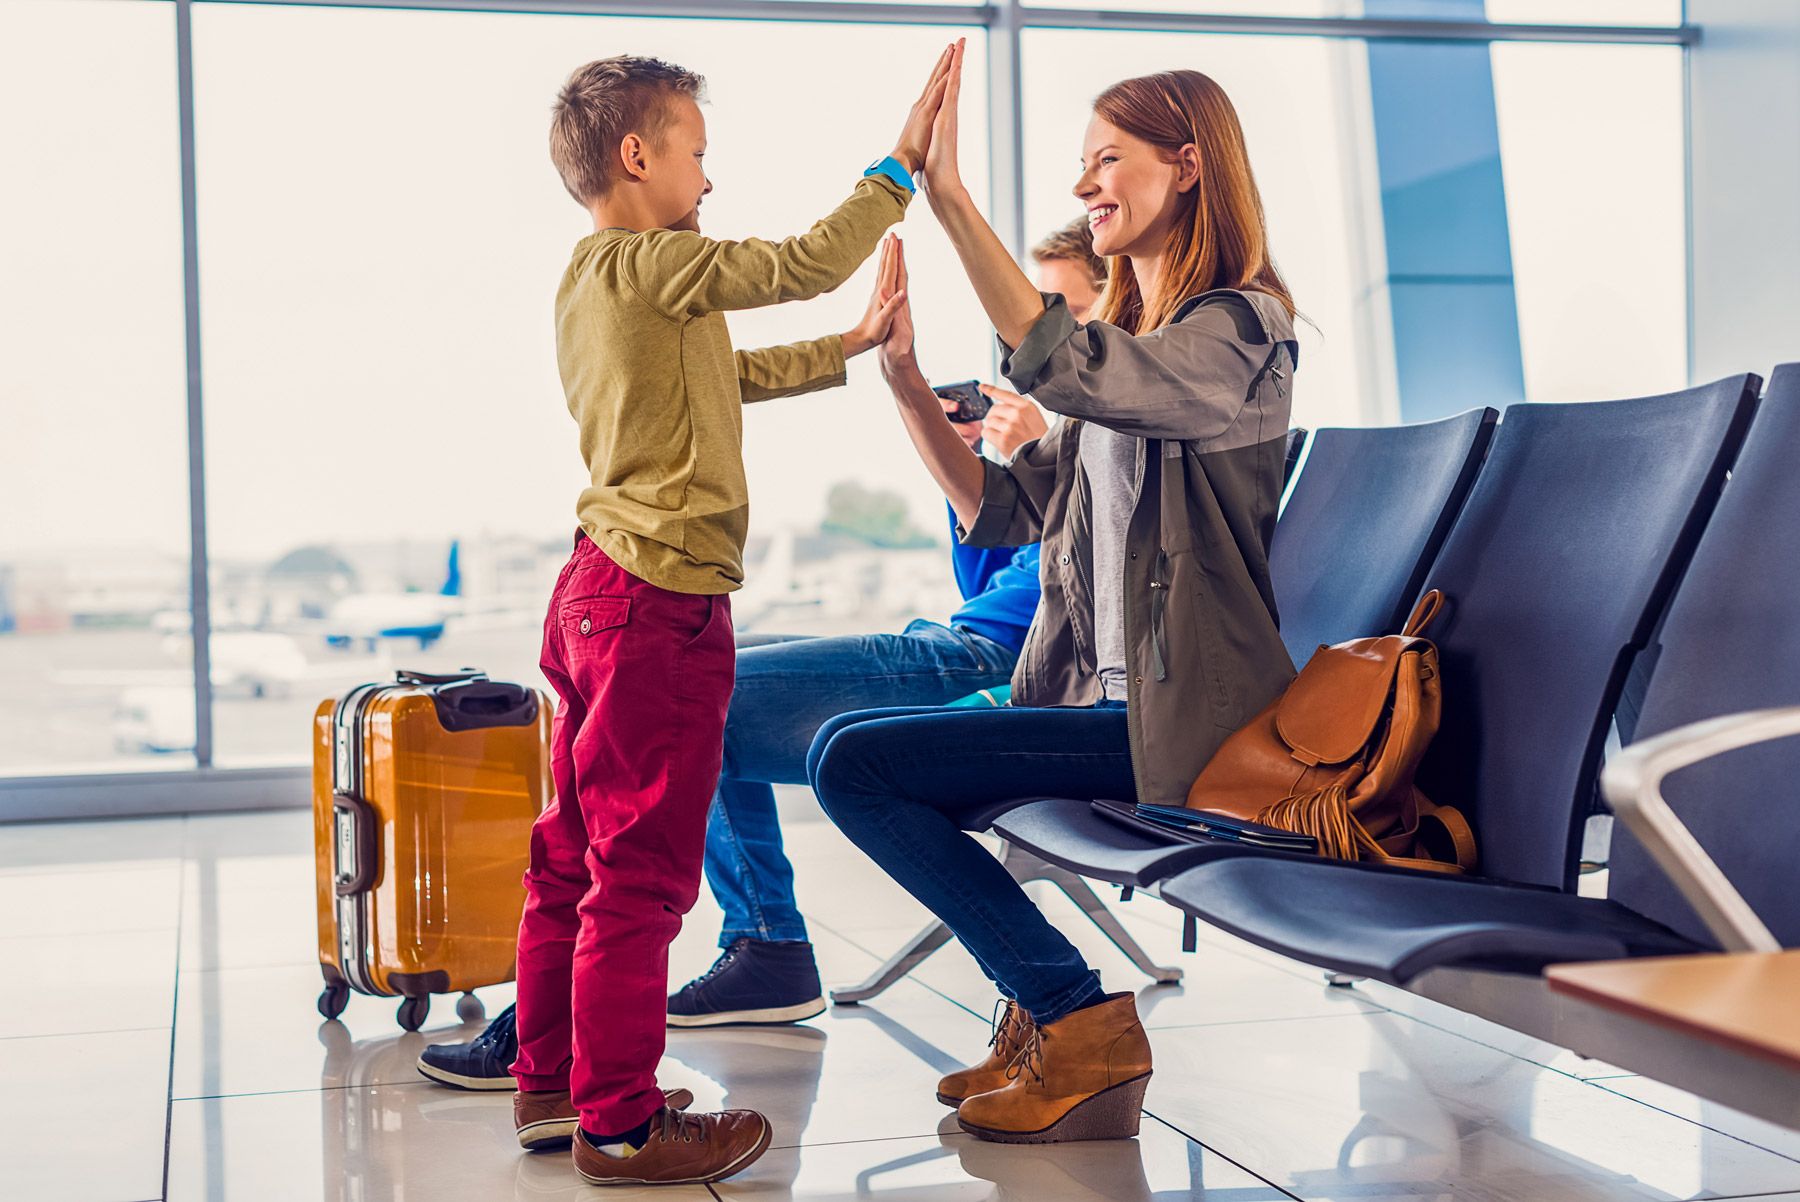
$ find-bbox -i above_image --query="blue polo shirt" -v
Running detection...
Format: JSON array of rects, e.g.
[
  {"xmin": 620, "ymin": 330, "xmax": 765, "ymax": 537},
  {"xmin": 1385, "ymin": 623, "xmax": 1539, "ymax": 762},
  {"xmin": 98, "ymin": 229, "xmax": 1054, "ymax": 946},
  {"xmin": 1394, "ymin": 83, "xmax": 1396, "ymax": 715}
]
[{"xmin": 944, "ymin": 506, "xmax": 1041, "ymax": 656}]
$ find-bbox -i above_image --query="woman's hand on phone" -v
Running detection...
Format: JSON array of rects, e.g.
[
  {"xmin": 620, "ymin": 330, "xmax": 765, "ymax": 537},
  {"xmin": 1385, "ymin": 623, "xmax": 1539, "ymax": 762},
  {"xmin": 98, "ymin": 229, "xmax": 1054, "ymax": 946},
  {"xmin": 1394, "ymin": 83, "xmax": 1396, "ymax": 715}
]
[{"xmin": 978, "ymin": 385, "xmax": 1049, "ymax": 458}]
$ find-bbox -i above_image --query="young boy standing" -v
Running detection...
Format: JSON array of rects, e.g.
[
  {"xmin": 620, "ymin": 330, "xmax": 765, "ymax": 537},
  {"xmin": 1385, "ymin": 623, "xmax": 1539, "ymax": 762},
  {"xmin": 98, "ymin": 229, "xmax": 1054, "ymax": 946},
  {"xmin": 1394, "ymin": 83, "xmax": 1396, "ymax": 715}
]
[{"xmin": 510, "ymin": 50, "xmax": 952, "ymax": 1188}]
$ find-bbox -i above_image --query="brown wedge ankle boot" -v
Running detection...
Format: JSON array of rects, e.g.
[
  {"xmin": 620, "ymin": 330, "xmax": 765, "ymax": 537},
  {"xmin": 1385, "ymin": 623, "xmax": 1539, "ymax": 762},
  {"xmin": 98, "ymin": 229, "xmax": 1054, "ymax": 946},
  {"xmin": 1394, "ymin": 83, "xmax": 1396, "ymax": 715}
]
[
  {"xmin": 955, "ymin": 991, "xmax": 1152, "ymax": 1144},
  {"xmin": 936, "ymin": 999, "xmax": 1034, "ymax": 1107}
]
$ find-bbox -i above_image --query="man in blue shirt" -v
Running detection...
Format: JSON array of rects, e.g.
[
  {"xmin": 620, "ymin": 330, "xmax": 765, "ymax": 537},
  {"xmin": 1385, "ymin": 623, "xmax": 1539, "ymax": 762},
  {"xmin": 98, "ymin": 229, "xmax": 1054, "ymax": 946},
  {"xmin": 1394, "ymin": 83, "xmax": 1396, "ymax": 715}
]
[{"xmin": 416, "ymin": 224, "xmax": 1103, "ymax": 1089}]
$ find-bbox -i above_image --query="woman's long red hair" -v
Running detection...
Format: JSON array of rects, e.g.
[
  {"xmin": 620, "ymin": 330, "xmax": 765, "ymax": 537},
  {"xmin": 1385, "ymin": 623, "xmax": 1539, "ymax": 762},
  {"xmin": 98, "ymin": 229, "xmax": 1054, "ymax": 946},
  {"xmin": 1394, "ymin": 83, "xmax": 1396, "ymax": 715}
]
[{"xmin": 1090, "ymin": 70, "xmax": 1295, "ymax": 334}]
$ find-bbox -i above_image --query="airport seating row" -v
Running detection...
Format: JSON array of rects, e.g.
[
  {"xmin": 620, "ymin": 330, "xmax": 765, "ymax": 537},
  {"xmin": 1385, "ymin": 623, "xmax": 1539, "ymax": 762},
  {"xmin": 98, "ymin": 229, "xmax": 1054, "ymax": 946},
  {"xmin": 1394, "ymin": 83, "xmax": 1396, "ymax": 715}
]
[{"xmin": 977, "ymin": 366, "xmax": 1800, "ymax": 1126}]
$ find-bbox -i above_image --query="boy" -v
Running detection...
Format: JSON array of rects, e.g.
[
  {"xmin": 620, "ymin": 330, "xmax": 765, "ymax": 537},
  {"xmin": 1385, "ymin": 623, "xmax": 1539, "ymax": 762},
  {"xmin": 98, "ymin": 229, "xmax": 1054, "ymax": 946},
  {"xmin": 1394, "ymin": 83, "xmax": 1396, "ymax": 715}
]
[{"xmin": 509, "ymin": 49, "xmax": 953, "ymax": 1188}]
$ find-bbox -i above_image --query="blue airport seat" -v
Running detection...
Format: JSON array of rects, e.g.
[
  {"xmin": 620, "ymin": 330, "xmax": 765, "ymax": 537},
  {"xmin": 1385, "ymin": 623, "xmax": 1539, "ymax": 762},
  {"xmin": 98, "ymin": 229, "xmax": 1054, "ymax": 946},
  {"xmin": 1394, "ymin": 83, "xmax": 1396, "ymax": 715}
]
[
  {"xmin": 1162, "ymin": 368, "xmax": 1799, "ymax": 983},
  {"xmin": 989, "ymin": 409, "xmax": 1499, "ymax": 880},
  {"xmin": 1282, "ymin": 426, "xmax": 1308, "ymax": 487},
  {"xmin": 1269, "ymin": 408, "xmax": 1495, "ymax": 669}
]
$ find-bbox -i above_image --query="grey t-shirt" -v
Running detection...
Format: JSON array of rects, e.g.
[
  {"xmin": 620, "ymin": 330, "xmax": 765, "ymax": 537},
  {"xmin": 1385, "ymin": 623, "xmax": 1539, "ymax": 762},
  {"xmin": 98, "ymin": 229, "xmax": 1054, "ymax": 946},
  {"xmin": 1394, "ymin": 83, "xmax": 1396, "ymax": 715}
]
[{"xmin": 1078, "ymin": 422, "xmax": 1141, "ymax": 702}]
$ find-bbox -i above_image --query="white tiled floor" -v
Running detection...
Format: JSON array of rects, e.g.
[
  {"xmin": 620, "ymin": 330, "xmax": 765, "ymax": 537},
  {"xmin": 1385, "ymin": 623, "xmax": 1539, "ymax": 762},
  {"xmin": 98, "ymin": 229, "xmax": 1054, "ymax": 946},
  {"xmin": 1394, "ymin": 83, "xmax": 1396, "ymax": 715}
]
[{"xmin": 9, "ymin": 801, "xmax": 1800, "ymax": 1202}]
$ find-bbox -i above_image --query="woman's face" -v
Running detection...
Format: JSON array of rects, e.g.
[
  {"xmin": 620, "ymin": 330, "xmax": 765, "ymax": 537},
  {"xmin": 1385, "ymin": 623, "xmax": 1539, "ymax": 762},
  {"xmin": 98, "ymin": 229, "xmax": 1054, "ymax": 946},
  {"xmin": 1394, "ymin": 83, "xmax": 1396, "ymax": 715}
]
[{"xmin": 1073, "ymin": 115, "xmax": 1197, "ymax": 260}]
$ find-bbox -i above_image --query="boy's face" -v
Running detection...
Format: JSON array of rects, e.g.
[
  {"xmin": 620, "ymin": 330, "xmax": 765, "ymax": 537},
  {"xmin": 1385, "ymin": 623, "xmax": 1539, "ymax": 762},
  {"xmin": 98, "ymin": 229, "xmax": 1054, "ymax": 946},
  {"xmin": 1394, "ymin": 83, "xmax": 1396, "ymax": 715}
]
[{"xmin": 644, "ymin": 97, "xmax": 712, "ymax": 232}]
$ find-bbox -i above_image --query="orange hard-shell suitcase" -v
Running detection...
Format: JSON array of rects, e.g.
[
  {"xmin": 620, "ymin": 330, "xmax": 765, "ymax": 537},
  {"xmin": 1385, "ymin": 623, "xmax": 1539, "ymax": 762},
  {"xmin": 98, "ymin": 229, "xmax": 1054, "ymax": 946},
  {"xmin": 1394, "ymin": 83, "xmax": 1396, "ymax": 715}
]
[{"xmin": 312, "ymin": 668, "xmax": 551, "ymax": 1030}]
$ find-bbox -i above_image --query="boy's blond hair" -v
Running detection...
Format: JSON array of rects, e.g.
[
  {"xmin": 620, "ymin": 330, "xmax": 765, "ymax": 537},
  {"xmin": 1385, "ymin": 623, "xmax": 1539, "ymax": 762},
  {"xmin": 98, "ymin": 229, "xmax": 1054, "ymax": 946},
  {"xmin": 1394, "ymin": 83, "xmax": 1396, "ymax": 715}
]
[
  {"xmin": 1030, "ymin": 218, "xmax": 1108, "ymax": 286},
  {"xmin": 550, "ymin": 56, "xmax": 706, "ymax": 206}
]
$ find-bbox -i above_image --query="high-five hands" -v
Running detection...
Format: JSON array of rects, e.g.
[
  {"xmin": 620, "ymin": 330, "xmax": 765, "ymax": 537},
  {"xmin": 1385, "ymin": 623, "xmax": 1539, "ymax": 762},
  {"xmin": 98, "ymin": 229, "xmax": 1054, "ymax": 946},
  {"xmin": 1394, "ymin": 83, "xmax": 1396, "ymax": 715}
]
[
  {"xmin": 891, "ymin": 42, "xmax": 961, "ymax": 176},
  {"xmin": 920, "ymin": 39, "xmax": 968, "ymax": 209},
  {"xmin": 872, "ymin": 234, "xmax": 917, "ymax": 382},
  {"xmin": 842, "ymin": 234, "xmax": 908, "ymax": 358}
]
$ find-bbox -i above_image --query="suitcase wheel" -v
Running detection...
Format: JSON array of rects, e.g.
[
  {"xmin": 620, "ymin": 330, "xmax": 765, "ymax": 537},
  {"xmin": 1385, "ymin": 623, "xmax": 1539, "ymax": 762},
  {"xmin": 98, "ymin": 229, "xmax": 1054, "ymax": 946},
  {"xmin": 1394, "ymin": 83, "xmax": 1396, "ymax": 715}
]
[
  {"xmin": 456, "ymin": 991, "xmax": 486, "ymax": 1023},
  {"xmin": 397, "ymin": 994, "xmax": 431, "ymax": 1031},
  {"xmin": 317, "ymin": 982, "xmax": 350, "ymax": 1021}
]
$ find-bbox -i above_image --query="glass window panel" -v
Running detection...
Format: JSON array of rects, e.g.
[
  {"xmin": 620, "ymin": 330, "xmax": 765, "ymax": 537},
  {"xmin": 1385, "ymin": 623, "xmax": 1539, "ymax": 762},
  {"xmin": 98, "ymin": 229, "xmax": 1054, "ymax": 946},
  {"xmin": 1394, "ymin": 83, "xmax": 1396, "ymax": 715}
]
[
  {"xmin": 1484, "ymin": 1, "xmax": 1683, "ymax": 26},
  {"xmin": 192, "ymin": 4, "xmax": 989, "ymax": 765},
  {"xmin": 0, "ymin": 0, "xmax": 192, "ymax": 776},
  {"xmin": 1023, "ymin": 1, "xmax": 1683, "ymax": 23},
  {"xmin": 1022, "ymin": 28, "xmax": 1391, "ymax": 429},
  {"xmin": 1492, "ymin": 42, "xmax": 1687, "ymax": 402}
]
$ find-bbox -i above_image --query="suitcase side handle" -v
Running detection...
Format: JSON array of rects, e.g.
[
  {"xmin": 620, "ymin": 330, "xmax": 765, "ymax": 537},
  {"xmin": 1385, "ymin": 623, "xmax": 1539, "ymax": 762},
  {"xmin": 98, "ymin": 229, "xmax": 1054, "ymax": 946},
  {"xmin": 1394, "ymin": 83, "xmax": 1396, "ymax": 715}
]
[
  {"xmin": 331, "ymin": 794, "xmax": 379, "ymax": 896},
  {"xmin": 432, "ymin": 680, "xmax": 541, "ymax": 732}
]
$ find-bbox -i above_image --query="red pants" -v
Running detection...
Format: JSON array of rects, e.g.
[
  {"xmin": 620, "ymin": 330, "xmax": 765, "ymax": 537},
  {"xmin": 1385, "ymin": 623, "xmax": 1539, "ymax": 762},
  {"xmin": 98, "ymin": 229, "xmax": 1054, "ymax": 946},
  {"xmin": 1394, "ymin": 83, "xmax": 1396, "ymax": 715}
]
[{"xmin": 512, "ymin": 534, "xmax": 734, "ymax": 1133}]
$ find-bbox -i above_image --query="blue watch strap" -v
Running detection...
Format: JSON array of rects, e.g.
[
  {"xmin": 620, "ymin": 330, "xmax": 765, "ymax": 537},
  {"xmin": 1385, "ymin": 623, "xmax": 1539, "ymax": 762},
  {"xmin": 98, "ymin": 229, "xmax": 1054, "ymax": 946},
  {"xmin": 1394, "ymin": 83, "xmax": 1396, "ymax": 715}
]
[{"xmin": 863, "ymin": 155, "xmax": 917, "ymax": 195}]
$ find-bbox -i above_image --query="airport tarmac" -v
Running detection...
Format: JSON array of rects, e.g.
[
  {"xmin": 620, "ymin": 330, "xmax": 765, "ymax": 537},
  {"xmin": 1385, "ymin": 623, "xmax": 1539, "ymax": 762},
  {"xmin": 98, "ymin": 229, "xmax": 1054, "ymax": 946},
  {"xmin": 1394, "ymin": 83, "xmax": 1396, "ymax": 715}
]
[{"xmin": 0, "ymin": 611, "xmax": 939, "ymax": 778}]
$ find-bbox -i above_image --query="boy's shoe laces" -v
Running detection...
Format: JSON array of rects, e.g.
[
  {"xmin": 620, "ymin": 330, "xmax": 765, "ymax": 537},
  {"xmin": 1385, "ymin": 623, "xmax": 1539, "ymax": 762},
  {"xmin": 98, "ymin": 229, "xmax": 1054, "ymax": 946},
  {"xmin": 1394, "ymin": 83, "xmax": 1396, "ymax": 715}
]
[{"xmin": 654, "ymin": 1106, "xmax": 705, "ymax": 1145}]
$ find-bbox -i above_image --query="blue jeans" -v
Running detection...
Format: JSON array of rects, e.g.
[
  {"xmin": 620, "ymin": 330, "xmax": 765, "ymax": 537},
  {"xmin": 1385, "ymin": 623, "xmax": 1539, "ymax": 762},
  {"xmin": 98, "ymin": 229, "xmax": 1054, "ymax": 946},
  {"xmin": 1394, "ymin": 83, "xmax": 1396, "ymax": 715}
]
[
  {"xmin": 807, "ymin": 702, "xmax": 1131, "ymax": 1027},
  {"xmin": 705, "ymin": 621, "xmax": 1017, "ymax": 947}
]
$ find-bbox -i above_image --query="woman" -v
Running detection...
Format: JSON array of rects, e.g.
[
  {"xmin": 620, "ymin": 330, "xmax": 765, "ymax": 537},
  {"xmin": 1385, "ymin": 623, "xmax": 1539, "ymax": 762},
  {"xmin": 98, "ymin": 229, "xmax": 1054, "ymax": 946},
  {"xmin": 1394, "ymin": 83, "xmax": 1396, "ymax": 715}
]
[{"xmin": 809, "ymin": 47, "xmax": 1301, "ymax": 1145}]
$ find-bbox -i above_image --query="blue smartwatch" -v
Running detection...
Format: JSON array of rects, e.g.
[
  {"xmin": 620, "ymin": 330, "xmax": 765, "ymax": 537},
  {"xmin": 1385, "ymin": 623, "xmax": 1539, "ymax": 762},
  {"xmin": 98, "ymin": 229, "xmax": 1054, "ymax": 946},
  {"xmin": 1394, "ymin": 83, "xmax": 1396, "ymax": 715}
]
[{"xmin": 863, "ymin": 155, "xmax": 917, "ymax": 195}]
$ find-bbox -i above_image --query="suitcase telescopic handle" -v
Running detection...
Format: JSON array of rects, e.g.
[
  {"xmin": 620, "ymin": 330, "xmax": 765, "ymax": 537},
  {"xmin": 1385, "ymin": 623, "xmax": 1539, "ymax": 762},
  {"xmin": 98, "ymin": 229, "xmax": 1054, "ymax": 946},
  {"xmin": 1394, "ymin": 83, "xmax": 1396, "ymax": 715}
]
[
  {"xmin": 431, "ymin": 680, "xmax": 540, "ymax": 732},
  {"xmin": 394, "ymin": 667, "xmax": 487, "ymax": 686}
]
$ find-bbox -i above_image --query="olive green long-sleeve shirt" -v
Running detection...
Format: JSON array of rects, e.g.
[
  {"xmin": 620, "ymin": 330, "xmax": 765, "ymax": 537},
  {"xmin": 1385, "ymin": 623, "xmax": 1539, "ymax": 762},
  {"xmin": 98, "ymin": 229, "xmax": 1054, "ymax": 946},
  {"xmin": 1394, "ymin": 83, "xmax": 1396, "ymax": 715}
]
[{"xmin": 556, "ymin": 174, "xmax": 910, "ymax": 594}]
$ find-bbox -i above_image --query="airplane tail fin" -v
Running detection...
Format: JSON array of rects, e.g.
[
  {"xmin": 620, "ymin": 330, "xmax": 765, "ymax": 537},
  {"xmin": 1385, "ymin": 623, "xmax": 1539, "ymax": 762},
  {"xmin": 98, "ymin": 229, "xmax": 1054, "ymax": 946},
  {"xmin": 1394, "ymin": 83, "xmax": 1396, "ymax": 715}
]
[{"xmin": 440, "ymin": 540, "xmax": 462, "ymax": 597}]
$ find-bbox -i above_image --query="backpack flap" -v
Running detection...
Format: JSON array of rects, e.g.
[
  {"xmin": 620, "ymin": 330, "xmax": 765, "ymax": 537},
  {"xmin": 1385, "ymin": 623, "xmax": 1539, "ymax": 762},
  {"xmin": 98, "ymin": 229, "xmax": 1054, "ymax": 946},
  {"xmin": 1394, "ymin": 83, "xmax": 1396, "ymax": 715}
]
[{"xmin": 1273, "ymin": 637, "xmax": 1409, "ymax": 767}]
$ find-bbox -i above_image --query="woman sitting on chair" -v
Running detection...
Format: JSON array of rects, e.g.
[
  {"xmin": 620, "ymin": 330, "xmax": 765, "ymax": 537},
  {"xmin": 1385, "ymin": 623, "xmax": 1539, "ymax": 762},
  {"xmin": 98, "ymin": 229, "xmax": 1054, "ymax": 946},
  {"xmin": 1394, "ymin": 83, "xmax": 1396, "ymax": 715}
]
[{"xmin": 810, "ymin": 51, "xmax": 1301, "ymax": 1145}]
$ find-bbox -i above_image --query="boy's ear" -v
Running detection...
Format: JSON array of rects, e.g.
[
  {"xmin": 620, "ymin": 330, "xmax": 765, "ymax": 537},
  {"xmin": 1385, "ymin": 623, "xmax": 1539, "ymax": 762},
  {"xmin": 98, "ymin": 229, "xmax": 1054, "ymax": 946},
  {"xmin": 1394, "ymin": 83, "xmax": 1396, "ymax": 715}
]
[{"xmin": 618, "ymin": 132, "xmax": 651, "ymax": 184}]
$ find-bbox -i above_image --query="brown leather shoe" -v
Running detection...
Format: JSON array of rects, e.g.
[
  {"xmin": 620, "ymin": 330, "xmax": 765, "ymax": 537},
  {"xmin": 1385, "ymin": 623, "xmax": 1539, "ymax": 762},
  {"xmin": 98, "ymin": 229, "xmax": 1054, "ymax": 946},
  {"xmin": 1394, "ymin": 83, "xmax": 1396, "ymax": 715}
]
[
  {"xmin": 956, "ymin": 992, "xmax": 1152, "ymax": 1144},
  {"xmin": 512, "ymin": 1087, "xmax": 696, "ymax": 1150},
  {"xmin": 936, "ymin": 999, "xmax": 1034, "ymax": 1106},
  {"xmin": 571, "ymin": 1106, "xmax": 772, "ymax": 1186}
]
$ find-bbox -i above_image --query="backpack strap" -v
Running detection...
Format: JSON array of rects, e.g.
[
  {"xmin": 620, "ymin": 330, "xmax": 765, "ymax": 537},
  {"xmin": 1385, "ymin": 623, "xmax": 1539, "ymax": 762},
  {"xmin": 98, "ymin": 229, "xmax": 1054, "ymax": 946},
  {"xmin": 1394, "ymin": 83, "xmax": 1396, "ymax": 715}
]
[
  {"xmin": 1366, "ymin": 800, "xmax": 1478, "ymax": 874},
  {"xmin": 1402, "ymin": 590, "xmax": 1445, "ymax": 638}
]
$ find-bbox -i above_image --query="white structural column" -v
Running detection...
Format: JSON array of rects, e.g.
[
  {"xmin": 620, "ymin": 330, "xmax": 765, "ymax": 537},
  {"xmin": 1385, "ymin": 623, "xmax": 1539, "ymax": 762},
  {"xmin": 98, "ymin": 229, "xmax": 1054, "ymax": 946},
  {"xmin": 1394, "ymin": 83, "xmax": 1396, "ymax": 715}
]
[
  {"xmin": 985, "ymin": 0, "xmax": 1025, "ymax": 260},
  {"xmin": 1687, "ymin": 0, "xmax": 1800, "ymax": 382}
]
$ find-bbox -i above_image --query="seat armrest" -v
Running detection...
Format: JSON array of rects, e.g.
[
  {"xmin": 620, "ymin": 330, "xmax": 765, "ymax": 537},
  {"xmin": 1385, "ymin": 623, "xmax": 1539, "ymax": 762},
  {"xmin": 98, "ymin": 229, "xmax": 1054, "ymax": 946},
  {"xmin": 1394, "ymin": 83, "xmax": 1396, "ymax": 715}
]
[{"xmin": 1602, "ymin": 707, "xmax": 1796, "ymax": 953}]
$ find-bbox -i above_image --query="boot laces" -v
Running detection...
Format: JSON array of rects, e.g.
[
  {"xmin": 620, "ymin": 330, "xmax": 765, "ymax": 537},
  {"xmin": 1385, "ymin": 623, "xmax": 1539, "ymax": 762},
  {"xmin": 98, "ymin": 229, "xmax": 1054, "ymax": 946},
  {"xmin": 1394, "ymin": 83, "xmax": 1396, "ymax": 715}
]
[
  {"xmin": 1006, "ymin": 1026, "xmax": 1047, "ymax": 1085},
  {"xmin": 988, "ymin": 999, "xmax": 1030, "ymax": 1054},
  {"xmin": 987, "ymin": 999, "xmax": 1012, "ymax": 1050}
]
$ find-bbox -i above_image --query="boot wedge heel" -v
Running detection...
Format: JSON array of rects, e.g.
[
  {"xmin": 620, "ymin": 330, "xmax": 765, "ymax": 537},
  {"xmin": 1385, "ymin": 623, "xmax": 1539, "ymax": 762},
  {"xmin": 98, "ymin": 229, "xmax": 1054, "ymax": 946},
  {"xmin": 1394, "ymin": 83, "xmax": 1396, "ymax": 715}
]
[{"xmin": 957, "ymin": 1071, "xmax": 1151, "ymax": 1145}]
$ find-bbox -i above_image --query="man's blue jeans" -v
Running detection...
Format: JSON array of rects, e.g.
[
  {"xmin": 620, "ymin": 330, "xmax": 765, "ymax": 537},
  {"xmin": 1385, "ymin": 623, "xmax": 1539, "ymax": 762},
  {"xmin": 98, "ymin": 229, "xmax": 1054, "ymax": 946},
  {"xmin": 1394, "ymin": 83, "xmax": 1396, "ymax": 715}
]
[{"xmin": 705, "ymin": 621, "xmax": 1017, "ymax": 948}]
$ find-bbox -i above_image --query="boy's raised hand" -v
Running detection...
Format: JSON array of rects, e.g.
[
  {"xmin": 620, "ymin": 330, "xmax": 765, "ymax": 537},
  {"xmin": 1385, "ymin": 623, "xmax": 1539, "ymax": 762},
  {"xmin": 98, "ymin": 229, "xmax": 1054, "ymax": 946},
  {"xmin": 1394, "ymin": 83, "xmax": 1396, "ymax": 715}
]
[
  {"xmin": 843, "ymin": 234, "xmax": 908, "ymax": 358},
  {"xmin": 891, "ymin": 42, "xmax": 959, "ymax": 175}
]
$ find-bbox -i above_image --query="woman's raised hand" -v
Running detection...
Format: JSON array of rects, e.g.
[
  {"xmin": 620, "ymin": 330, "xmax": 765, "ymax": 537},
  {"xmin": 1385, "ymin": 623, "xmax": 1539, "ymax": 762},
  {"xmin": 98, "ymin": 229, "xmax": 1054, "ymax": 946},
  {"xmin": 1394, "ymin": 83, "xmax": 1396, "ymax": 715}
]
[
  {"xmin": 921, "ymin": 39, "xmax": 967, "ymax": 209},
  {"xmin": 891, "ymin": 43, "xmax": 958, "ymax": 176}
]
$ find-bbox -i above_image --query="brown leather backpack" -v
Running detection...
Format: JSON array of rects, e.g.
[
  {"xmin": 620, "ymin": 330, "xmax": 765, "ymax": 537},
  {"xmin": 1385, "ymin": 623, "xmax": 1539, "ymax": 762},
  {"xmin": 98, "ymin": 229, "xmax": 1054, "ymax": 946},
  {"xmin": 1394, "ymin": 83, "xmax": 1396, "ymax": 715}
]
[{"xmin": 1184, "ymin": 591, "xmax": 1477, "ymax": 873}]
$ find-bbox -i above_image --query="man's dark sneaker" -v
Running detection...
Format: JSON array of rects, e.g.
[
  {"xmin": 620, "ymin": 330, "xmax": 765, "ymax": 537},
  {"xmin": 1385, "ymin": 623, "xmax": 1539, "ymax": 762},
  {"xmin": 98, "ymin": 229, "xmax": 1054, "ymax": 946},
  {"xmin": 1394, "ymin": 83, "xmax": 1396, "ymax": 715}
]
[
  {"xmin": 419, "ymin": 1003, "xmax": 520, "ymax": 1090},
  {"xmin": 667, "ymin": 938, "xmax": 827, "ymax": 1028}
]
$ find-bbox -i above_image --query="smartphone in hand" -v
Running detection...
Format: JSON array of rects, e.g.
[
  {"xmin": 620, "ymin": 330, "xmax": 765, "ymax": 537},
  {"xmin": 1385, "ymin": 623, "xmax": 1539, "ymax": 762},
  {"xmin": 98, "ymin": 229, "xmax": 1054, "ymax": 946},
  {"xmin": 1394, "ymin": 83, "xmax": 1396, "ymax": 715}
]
[{"xmin": 931, "ymin": 379, "xmax": 992, "ymax": 424}]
